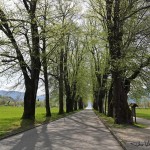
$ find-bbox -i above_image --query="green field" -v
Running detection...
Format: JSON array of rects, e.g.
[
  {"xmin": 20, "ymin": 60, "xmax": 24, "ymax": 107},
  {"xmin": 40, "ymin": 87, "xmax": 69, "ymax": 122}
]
[
  {"xmin": 136, "ymin": 108, "xmax": 150, "ymax": 120},
  {"xmin": 0, "ymin": 106, "xmax": 68, "ymax": 137}
]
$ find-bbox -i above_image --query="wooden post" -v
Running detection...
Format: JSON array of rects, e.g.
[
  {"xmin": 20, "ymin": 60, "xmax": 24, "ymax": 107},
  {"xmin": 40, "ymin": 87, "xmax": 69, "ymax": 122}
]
[{"xmin": 135, "ymin": 108, "xmax": 136, "ymax": 123}]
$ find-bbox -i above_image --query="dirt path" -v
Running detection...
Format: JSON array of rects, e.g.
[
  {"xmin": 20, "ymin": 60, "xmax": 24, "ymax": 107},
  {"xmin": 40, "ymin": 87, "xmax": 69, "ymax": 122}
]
[{"xmin": 0, "ymin": 110, "xmax": 123, "ymax": 150}]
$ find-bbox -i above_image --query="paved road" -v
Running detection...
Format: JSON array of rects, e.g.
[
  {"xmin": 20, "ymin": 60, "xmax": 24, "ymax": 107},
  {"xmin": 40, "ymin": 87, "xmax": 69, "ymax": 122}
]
[
  {"xmin": 137, "ymin": 117, "xmax": 150, "ymax": 129},
  {"xmin": 0, "ymin": 110, "xmax": 123, "ymax": 150}
]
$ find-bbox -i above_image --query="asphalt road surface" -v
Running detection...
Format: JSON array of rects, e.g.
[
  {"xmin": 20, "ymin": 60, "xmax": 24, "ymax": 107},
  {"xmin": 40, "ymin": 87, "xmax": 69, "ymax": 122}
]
[{"xmin": 0, "ymin": 110, "xmax": 123, "ymax": 150}]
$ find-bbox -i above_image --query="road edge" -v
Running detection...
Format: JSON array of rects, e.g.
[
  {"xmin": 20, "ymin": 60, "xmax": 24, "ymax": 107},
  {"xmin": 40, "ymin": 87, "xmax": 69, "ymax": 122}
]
[{"xmin": 94, "ymin": 110, "xmax": 127, "ymax": 150}]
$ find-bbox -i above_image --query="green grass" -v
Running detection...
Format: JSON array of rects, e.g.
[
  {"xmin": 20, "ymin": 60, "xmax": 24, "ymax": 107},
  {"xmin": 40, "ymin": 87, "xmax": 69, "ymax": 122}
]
[
  {"xmin": 133, "ymin": 123, "xmax": 148, "ymax": 128},
  {"xmin": 0, "ymin": 106, "xmax": 74, "ymax": 138},
  {"xmin": 94, "ymin": 110, "xmax": 126, "ymax": 128},
  {"xmin": 94, "ymin": 110, "xmax": 147, "ymax": 128},
  {"xmin": 136, "ymin": 108, "xmax": 150, "ymax": 120}
]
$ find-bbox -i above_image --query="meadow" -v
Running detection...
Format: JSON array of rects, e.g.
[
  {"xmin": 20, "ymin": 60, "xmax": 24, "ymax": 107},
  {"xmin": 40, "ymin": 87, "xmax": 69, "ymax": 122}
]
[
  {"xmin": 136, "ymin": 108, "xmax": 150, "ymax": 120},
  {"xmin": 0, "ymin": 106, "xmax": 68, "ymax": 138}
]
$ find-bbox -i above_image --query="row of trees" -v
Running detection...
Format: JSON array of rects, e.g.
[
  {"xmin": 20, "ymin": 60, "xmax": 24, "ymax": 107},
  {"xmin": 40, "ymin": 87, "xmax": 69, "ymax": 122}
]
[
  {"xmin": 0, "ymin": 0, "xmax": 88, "ymax": 119},
  {"xmin": 0, "ymin": 0, "xmax": 149, "ymax": 124},
  {"xmin": 89, "ymin": 0, "xmax": 150, "ymax": 124}
]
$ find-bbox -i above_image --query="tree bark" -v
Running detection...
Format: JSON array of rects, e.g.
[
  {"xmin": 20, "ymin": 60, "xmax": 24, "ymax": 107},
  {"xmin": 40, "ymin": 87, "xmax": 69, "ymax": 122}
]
[
  {"xmin": 107, "ymin": 82, "xmax": 113, "ymax": 117},
  {"xmin": 98, "ymin": 89, "xmax": 105, "ymax": 113},
  {"xmin": 78, "ymin": 97, "xmax": 84, "ymax": 109},
  {"xmin": 93, "ymin": 91, "xmax": 98, "ymax": 110},
  {"xmin": 74, "ymin": 100, "xmax": 78, "ymax": 111},
  {"xmin": 22, "ymin": 0, "xmax": 41, "ymax": 119},
  {"xmin": 59, "ymin": 49, "xmax": 64, "ymax": 114},
  {"xmin": 96, "ymin": 74, "xmax": 107, "ymax": 113},
  {"xmin": 43, "ymin": 65, "xmax": 51, "ymax": 117},
  {"xmin": 41, "ymin": 0, "xmax": 51, "ymax": 117},
  {"xmin": 112, "ymin": 73, "xmax": 132, "ymax": 124},
  {"xmin": 65, "ymin": 85, "xmax": 71, "ymax": 113},
  {"xmin": 70, "ymin": 81, "xmax": 77, "ymax": 112},
  {"xmin": 106, "ymin": 0, "xmax": 132, "ymax": 124},
  {"xmin": 22, "ymin": 76, "xmax": 39, "ymax": 119}
]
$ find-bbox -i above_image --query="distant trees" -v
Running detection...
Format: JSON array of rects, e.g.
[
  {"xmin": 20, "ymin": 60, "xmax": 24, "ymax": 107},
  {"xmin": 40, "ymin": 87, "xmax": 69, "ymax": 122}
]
[
  {"xmin": 85, "ymin": 16, "xmax": 109, "ymax": 113},
  {"xmin": 49, "ymin": 0, "xmax": 86, "ymax": 113}
]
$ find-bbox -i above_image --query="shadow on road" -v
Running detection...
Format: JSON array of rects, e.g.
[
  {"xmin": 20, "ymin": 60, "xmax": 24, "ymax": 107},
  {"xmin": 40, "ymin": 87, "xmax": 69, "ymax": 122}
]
[
  {"xmin": 10, "ymin": 118, "xmax": 53, "ymax": 150},
  {"xmin": 11, "ymin": 128, "xmax": 38, "ymax": 150}
]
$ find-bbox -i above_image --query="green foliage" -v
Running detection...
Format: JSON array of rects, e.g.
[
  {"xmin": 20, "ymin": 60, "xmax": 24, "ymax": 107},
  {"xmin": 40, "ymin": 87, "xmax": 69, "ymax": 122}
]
[
  {"xmin": 76, "ymin": 60, "xmax": 93, "ymax": 102},
  {"xmin": 129, "ymin": 79, "xmax": 150, "ymax": 103}
]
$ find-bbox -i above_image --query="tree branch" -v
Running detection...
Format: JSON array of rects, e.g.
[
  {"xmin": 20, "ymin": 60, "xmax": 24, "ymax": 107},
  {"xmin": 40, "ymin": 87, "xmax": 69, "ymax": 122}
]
[
  {"xmin": 128, "ymin": 57, "xmax": 150, "ymax": 80},
  {"xmin": 122, "ymin": 5, "xmax": 150, "ymax": 21},
  {"xmin": 23, "ymin": 0, "xmax": 30, "ymax": 12}
]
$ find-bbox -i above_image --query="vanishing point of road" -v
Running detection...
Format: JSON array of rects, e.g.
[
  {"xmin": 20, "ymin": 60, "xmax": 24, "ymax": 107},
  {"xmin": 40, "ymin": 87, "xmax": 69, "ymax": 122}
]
[{"xmin": 0, "ymin": 110, "xmax": 123, "ymax": 150}]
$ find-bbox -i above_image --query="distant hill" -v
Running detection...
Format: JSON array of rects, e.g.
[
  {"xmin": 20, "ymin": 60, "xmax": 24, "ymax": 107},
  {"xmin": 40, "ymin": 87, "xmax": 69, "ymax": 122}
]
[
  {"xmin": 0, "ymin": 90, "xmax": 45, "ymax": 101},
  {"xmin": 0, "ymin": 90, "xmax": 24, "ymax": 101}
]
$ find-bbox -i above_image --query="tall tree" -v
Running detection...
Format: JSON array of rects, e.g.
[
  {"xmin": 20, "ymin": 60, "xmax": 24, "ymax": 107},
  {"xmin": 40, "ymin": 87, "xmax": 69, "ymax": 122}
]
[
  {"xmin": 0, "ymin": 0, "xmax": 41, "ymax": 119},
  {"xmin": 40, "ymin": 0, "xmax": 51, "ymax": 117}
]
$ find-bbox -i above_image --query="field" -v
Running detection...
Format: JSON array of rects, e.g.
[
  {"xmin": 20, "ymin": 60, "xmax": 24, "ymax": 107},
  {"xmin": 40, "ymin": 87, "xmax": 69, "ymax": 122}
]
[
  {"xmin": 0, "ymin": 106, "xmax": 67, "ymax": 137},
  {"xmin": 136, "ymin": 108, "xmax": 150, "ymax": 120}
]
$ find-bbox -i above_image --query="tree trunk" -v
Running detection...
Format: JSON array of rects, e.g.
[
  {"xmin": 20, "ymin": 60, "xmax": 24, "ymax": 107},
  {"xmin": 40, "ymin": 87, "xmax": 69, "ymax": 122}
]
[
  {"xmin": 104, "ymin": 92, "xmax": 107, "ymax": 115},
  {"xmin": 42, "ymin": 0, "xmax": 51, "ymax": 117},
  {"xmin": 22, "ymin": 0, "xmax": 41, "ymax": 119},
  {"xmin": 78, "ymin": 97, "xmax": 84, "ymax": 109},
  {"xmin": 69, "ymin": 98, "xmax": 73, "ymax": 112},
  {"xmin": 65, "ymin": 87, "xmax": 71, "ymax": 113},
  {"xmin": 98, "ymin": 89, "xmax": 105, "ymax": 113},
  {"xmin": 97, "ymin": 74, "xmax": 107, "ymax": 113},
  {"xmin": 74, "ymin": 100, "xmax": 78, "ymax": 111},
  {"xmin": 93, "ymin": 91, "xmax": 98, "ymax": 110},
  {"xmin": 70, "ymin": 81, "xmax": 77, "ymax": 112},
  {"xmin": 106, "ymin": 0, "xmax": 133, "ymax": 124},
  {"xmin": 108, "ymin": 82, "xmax": 113, "ymax": 117},
  {"xmin": 63, "ymin": 44, "xmax": 71, "ymax": 113},
  {"xmin": 59, "ymin": 49, "xmax": 64, "ymax": 114},
  {"xmin": 44, "ymin": 67, "xmax": 51, "ymax": 117},
  {"xmin": 112, "ymin": 72, "xmax": 132, "ymax": 124},
  {"xmin": 22, "ymin": 76, "xmax": 39, "ymax": 119}
]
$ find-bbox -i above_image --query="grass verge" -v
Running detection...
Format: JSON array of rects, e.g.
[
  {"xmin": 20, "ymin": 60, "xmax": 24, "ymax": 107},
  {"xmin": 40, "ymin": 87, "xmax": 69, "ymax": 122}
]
[{"xmin": 94, "ymin": 110, "xmax": 147, "ymax": 128}]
